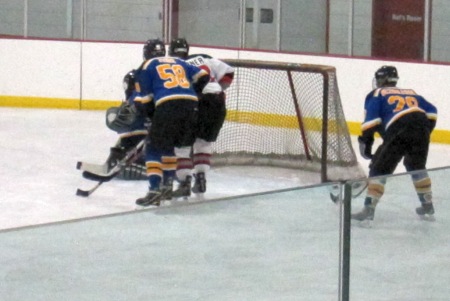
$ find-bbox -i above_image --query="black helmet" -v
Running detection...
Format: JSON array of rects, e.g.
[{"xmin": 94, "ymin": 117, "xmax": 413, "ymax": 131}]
[
  {"xmin": 143, "ymin": 39, "xmax": 166, "ymax": 60},
  {"xmin": 169, "ymin": 38, "xmax": 189, "ymax": 59},
  {"xmin": 123, "ymin": 70, "xmax": 136, "ymax": 91},
  {"xmin": 374, "ymin": 65, "xmax": 399, "ymax": 88},
  {"xmin": 123, "ymin": 69, "xmax": 136, "ymax": 99}
]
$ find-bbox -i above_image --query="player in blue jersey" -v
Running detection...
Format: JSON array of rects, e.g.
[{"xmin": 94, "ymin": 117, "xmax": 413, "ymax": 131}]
[
  {"xmin": 133, "ymin": 38, "xmax": 210, "ymax": 207},
  {"xmin": 352, "ymin": 65, "xmax": 438, "ymax": 222}
]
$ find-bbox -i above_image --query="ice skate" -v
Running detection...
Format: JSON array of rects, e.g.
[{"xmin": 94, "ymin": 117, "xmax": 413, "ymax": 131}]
[
  {"xmin": 136, "ymin": 190, "xmax": 164, "ymax": 207},
  {"xmin": 172, "ymin": 176, "xmax": 192, "ymax": 199},
  {"xmin": 351, "ymin": 205, "xmax": 375, "ymax": 222},
  {"xmin": 160, "ymin": 178, "xmax": 174, "ymax": 201},
  {"xmin": 192, "ymin": 172, "xmax": 206, "ymax": 194},
  {"xmin": 416, "ymin": 202, "xmax": 435, "ymax": 221}
]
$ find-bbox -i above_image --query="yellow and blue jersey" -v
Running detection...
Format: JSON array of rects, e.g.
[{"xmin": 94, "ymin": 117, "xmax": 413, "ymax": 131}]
[
  {"xmin": 135, "ymin": 56, "xmax": 208, "ymax": 107},
  {"xmin": 362, "ymin": 87, "xmax": 437, "ymax": 136}
]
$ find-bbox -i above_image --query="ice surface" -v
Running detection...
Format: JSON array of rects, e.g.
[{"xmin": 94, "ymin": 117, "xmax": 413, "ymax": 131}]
[{"xmin": 0, "ymin": 108, "xmax": 449, "ymax": 301}]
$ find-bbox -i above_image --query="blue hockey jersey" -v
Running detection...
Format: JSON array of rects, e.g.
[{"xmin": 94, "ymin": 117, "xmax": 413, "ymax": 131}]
[
  {"xmin": 134, "ymin": 57, "xmax": 208, "ymax": 107},
  {"xmin": 362, "ymin": 87, "xmax": 437, "ymax": 136}
]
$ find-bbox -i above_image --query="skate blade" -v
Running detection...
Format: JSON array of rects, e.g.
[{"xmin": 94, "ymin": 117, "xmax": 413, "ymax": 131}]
[
  {"xmin": 134, "ymin": 202, "xmax": 160, "ymax": 210},
  {"xmin": 194, "ymin": 193, "xmax": 205, "ymax": 201},
  {"xmin": 172, "ymin": 195, "xmax": 190, "ymax": 201},
  {"xmin": 169, "ymin": 197, "xmax": 190, "ymax": 206},
  {"xmin": 419, "ymin": 214, "xmax": 436, "ymax": 222},
  {"xmin": 159, "ymin": 200, "xmax": 175, "ymax": 207},
  {"xmin": 352, "ymin": 219, "xmax": 373, "ymax": 228},
  {"xmin": 134, "ymin": 205, "xmax": 147, "ymax": 211}
]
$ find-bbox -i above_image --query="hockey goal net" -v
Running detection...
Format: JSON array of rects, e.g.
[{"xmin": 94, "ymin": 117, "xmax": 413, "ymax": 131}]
[{"xmin": 212, "ymin": 59, "xmax": 364, "ymax": 182}]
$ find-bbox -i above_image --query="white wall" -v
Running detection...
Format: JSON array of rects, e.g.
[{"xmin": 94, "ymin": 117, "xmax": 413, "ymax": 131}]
[
  {"xmin": 1, "ymin": 38, "xmax": 449, "ymax": 132},
  {"xmin": 0, "ymin": 39, "xmax": 81, "ymax": 98}
]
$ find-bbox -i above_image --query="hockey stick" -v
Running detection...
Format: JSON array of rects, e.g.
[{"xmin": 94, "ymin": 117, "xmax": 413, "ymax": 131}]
[
  {"xmin": 81, "ymin": 170, "xmax": 119, "ymax": 182},
  {"xmin": 76, "ymin": 160, "xmax": 109, "ymax": 175},
  {"xmin": 75, "ymin": 139, "xmax": 145, "ymax": 197},
  {"xmin": 330, "ymin": 180, "xmax": 368, "ymax": 203},
  {"xmin": 76, "ymin": 181, "xmax": 104, "ymax": 197},
  {"xmin": 81, "ymin": 139, "xmax": 145, "ymax": 181},
  {"xmin": 76, "ymin": 138, "xmax": 123, "ymax": 174},
  {"xmin": 352, "ymin": 181, "xmax": 368, "ymax": 198}
]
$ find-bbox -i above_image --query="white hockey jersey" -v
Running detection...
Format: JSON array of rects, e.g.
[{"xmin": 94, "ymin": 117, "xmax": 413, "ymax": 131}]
[{"xmin": 185, "ymin": 54, "xmax": 234, "ymax": 94}]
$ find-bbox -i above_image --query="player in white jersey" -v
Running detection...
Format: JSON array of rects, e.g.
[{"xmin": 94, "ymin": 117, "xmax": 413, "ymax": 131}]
[{"xmin": 168, "ymin": 38, "xmax": 235, "ymax": 198}]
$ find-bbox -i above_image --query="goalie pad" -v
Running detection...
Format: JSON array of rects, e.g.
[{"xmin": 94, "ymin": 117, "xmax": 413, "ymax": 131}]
[
  {"xmin": 108, "ymin": 144, "xmax": 146, "ymax": 180},
  {"xmin": 106, "ymin": 103, "xmax": 138, "ymax": 133},
  {"xmin": 116, "ymin": 163, "xmax": 147, "ymax": 180}
]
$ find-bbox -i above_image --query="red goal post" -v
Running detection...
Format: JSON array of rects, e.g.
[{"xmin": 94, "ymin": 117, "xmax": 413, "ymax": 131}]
[{"xmin": 211, "ymin": 59, "xmax": 365, "ymax": 183}]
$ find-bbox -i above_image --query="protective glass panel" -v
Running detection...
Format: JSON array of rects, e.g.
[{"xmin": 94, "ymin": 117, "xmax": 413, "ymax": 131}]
[
  {"xmin": 349, "ymin": 166, "xmax": 450, "ymax": 301},
  {"xmin": 0, "ymin": 183, "xmax": 340, "ymax": 300}
]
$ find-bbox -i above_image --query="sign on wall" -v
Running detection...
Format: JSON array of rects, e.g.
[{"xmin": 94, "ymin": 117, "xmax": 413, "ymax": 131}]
[{"xmin": 372, "ymin": 0, "xmax": 425, "ymax": 60}]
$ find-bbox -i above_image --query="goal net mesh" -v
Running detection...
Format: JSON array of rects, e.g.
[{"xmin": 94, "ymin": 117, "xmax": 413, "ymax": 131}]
[{"xmin": 211, "ymin": 59, "xmax": 365, "ymax": 182}]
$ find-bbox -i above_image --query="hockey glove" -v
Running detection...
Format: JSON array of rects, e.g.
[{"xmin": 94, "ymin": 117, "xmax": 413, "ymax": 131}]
[
  {"xmin": 428, "ymin": 119, "xmax": 436, "ymax": 133},
  {"xmin": 358, "ymin": 136, "xmax": 373, "ymax": 160}
]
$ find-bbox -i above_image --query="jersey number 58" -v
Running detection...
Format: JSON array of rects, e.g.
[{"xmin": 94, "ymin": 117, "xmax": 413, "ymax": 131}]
[{"xmin": 156, "ymin": 64, "xmax": 190, "ymax": 89}]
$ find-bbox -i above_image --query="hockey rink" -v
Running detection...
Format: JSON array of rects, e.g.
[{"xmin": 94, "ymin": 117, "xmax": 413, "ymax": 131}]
[{"xmin": 0, "ymin": 108, "xmax": 449, "ymax": 301}]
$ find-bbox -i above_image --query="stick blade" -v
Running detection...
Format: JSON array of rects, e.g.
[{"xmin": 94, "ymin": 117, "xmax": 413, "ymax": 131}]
[
  {"xmin": 82, "ymin": 170, "xmax": 116, "ymax": 182},
  {"xmin": 76, "ymin": 188, "xmax": 90, "ymax": 197}
]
